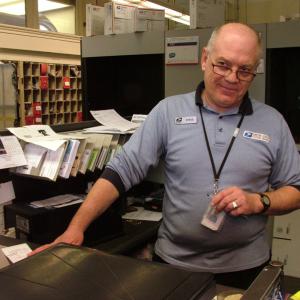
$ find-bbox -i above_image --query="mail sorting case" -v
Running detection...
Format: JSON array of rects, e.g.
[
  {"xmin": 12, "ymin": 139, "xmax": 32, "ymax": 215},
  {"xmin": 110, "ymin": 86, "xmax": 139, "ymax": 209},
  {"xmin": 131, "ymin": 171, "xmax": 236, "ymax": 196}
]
[{"xmin": 0, "ymin": 243, "xmax": 215, "ymax": 300}]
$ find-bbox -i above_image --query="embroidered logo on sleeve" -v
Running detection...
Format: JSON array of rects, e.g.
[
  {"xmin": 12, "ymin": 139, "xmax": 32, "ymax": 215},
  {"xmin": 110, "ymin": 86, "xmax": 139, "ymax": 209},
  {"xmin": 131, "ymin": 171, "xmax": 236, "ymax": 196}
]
[
  {"xmin": 243, "ymin": 130, "xmax": 270, "ymax": 143},
  {"xmin": 175, "ymin": 116, "xmax": 197, "ymax": 125}
]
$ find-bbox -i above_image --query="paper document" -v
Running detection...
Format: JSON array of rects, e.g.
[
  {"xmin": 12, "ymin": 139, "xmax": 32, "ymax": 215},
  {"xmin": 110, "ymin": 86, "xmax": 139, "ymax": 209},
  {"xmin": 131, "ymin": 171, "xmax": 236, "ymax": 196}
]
[
  {"xmin": 2, "ymin": 243, "xmax": 32, "ymax": 263},
  {"xmin": 53, "ymin": 199, "xmax": 83, "ymax": 208},
  {"xmin": 84, "ymin": 125, "xmax": 136, "ymax": 135},
  {"xmin": 0, "ymin": 181, "xmax": 15, "ymax": 205},
  {"xmin": 122, "ymin": 207, "xmax": 162, "ymax": 222},
  {"xmin": 30, "ymin": 194, "xmax": 84, "ymax": 208},
  {"xmin": 16, "ymin": 143, "xmax": 47, "ymax": 176},
  {"xmin": 131, "ymin": 114, "xmax": 147, "ymax": 124},
  {"xmin": 24, "ymin": 124, "xmax": 57, "ymax": 136},
  {"xmin": 90, "ymin": 109, "xmax": 140, "ymax": 132},
  {"xmin": 8, "ymin": 126, "xmax": 66, "ymax": 151},
  {"xmin": 0, "ymin": 135, "xmax": 27, "ymax": 169},
  {"xmin": 0, "ymin": 245, "xmax": 10, "ymax": 269},
  {"xmin": 23, "ymin": 144, "xmax": 46, "ymax": 168}
]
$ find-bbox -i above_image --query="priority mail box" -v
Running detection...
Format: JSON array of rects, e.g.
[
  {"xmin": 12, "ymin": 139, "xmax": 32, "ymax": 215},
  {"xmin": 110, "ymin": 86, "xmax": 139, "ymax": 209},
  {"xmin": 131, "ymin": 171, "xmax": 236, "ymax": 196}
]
[
  {"xmin": 134, "ymin": 8, "xmax": 165, "ymax": 32},
  {"xmin": 86, "ymin": 4, "xmax": 104, "ymax": 36},
  {"xmin": 190, "ymin": 0, "xmax": 225, "ymax": 29},
  {"xmin": 104, "ymin": 2, "xmax": 135, "ymax": 35}
]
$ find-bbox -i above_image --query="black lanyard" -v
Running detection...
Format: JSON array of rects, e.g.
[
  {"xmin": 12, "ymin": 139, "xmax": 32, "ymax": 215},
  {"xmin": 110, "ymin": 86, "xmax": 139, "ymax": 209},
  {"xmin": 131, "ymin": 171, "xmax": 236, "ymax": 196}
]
[{"xmin": 199, "ymin": 106, "xmax": 245, "ymax": 193}]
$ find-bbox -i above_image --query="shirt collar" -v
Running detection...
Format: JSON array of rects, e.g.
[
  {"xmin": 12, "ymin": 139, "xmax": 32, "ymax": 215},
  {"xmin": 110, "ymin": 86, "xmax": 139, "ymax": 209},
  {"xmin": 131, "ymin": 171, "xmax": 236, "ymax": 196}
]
[{"xmin": 195, "ymin": 81, "xmax": 253, "ymax": 115}]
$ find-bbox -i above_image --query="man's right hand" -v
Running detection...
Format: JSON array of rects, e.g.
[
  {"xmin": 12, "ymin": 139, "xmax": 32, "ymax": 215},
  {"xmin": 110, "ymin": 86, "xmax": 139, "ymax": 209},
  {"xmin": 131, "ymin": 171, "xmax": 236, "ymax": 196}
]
[{"xmin": 28, "ymin": 226, "xmax": 84, "ymax": 256}]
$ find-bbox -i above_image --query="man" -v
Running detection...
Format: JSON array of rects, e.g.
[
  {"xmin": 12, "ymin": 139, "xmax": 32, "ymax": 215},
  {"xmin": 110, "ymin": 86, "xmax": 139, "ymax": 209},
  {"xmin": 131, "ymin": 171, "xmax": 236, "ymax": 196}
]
[{"xmin": 31, "ymin": 23, "xmax": 300, "ymax": 289}]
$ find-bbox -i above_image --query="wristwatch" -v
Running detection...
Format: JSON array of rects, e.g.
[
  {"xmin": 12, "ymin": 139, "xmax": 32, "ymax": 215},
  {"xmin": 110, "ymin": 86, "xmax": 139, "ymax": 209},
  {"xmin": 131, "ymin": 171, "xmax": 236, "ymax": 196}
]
[{"xmin": 258, "ymin": 193, "xmax": 271, "ymax": 214}]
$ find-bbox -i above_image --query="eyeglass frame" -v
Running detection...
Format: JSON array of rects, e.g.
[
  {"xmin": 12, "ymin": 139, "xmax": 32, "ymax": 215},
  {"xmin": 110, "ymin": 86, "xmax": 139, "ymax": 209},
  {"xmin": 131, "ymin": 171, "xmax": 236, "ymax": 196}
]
[{"xmin": 211, "ymin": 61, "xmax": 257, "ymax": 82}]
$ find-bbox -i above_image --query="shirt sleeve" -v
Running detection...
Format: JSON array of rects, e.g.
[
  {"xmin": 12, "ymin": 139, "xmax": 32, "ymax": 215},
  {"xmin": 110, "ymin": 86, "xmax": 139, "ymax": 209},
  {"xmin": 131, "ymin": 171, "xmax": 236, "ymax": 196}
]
[
  {"xmin": 103, "ymin": 100, "xmax": 167, "ymax": 192},
  {"xmin": 269, "ymin": 116, "xmax": 300, "ymax": 189},
  {"xmin": 101, "ymin": 167, "xmax": 126, "ymax": 195}
]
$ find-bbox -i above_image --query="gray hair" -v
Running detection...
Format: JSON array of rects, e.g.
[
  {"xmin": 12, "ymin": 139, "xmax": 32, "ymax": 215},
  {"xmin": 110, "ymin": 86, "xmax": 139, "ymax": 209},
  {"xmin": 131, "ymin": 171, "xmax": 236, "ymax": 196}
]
[{"xmin": 206, "ymin": 23, "xmax": 263, "ymax": 61}]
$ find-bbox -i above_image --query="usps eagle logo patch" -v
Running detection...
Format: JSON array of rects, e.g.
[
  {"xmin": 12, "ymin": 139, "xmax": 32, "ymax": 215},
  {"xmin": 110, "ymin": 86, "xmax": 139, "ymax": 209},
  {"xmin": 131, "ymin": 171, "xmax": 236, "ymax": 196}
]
[
  {"xmin": 175, "ymin": 116, "xmax": 197, "ymax": 125},
  {"xmin": 243, "ymin": 130, "xmax": 270, "ymax": 143}
]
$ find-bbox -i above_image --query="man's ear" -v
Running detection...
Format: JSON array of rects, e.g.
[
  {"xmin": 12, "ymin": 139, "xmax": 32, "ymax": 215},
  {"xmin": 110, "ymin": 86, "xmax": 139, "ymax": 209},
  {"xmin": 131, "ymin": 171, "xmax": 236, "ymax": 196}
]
[{"xmin": 201, "ymin": 48, "xmax": 208, "ymax": 71}]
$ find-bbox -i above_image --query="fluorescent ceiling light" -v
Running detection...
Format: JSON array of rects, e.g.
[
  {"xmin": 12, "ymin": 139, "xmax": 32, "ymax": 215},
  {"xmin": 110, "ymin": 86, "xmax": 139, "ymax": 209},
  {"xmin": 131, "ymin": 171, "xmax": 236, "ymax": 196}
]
[
  {"xmin": 113, "ymin": 0, "xmax": 190, "ymax": 25},
  {"xmin": 0, "ymin": 0, "xmax": 24, "ymax": 15},
  {"xmin": 167, "ymin": 14, "xmax": 190, "ymax": 26},
  {"xmin": 0, "ymin": 0, "xmax": 70, "ymax": 16}
]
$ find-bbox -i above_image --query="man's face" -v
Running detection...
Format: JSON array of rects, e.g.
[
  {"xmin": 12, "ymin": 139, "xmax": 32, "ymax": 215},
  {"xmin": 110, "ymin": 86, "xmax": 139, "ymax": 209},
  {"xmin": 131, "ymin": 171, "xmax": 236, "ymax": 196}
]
[{"xmin": 201, "ymin": 27, "xmax": 259, "ymax": 112}]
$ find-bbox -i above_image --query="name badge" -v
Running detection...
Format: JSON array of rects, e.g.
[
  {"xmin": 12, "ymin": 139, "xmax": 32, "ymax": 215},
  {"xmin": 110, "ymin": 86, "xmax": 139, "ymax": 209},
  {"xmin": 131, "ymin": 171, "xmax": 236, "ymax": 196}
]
[
  {"xmin": 243, "ymin": 130, "xmax": 270, "ymax": 143},
  {"xmin": 175, "ymin": 116, "xmax": 197, "ymax": 125}
]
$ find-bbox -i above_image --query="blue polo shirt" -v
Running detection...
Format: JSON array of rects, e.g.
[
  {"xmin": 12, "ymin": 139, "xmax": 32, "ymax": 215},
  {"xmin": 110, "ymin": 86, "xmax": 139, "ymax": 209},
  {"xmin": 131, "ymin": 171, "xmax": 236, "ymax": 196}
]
[{"xmin": 104, "ymin": 82, "xmax": 300, "ymax": 273}]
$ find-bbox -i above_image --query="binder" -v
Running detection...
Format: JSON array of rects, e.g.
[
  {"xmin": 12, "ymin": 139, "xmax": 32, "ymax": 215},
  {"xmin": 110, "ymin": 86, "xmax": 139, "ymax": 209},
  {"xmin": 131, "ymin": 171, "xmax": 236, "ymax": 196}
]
[
  {"xmin": 59, "ymin": 139, "xmax": 80, "ymax": 179},
  {"xmin": 86, "ymin": 134, "xmax": 106, "ymax": 172},
  {"xmin": 104, "ymin": 134, "xmax": 120, "ymax": 164},
  {"xmin": 60, "ymin": 131, "xmax": 88, "ymax": 177},
  {"xmin": 78, "ymin": 142, "xmax": 93, "ymax": 174},
  {"xmin": 97, "ymin": 134, "xmax": 113, "ymax": 170},
  {"xmin": 70, "ymin": 138, "xmax": 87, "ymax": 177}
]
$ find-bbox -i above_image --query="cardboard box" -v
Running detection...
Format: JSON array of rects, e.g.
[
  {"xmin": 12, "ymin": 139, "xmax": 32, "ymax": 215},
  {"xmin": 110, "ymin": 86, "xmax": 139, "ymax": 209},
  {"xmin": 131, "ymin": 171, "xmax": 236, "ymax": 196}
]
[
  {"xmin": 86, "ymin": 4, "xmax": 104, "ymax": 36},
  {"xmin": 190, "ymin": 0, "xmax": 225, "ymax": 29},
  {"xmin": 134, "ymin": 8, "xmax": 165, "ymax": 32},
  {"xmin": 104, "ymin": 2, "xmax": 135, "ymax": 35}
]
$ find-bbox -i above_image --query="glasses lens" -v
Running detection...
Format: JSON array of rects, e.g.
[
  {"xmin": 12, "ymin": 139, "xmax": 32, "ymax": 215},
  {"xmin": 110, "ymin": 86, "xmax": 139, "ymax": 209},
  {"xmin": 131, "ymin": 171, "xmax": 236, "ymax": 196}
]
[
  {"xmin": 212, "ymin": 63, "xmax": 255, "ymax": 82},
  {"xmin": 213, "ymin": 65, "xmax": 230, "ymax": 76},
  {"xmin": 237, "ymin": 71, "xmax": 254, "ymax": 82}
]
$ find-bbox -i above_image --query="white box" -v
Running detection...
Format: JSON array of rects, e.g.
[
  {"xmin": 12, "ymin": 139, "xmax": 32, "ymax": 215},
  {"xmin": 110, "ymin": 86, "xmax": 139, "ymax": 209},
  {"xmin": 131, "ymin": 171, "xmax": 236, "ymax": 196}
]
[
  {"xmin": 104, "ymin": 2, "xmax": 135, "ymax": 35},
  {"xmin": 190, "ymin": 0, "xmax": 225, "ymax": 29},
  {"xmin": 148, "ymin": 20, "xmax": 165, "ymax": 32},
  {"xmin": 86, "ymin": 4, "xmax": 105, "ymax": 36},
  {"xmin": 134, "ymin": 8, "xmax": 165, "ymax": 32}
]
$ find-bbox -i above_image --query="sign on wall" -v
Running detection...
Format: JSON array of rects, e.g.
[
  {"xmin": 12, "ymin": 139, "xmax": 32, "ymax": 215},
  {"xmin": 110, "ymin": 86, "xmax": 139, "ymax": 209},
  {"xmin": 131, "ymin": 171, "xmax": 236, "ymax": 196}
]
[{"xmin": 165, "ymin": 36, "xmax": 199, "ymax": 65}]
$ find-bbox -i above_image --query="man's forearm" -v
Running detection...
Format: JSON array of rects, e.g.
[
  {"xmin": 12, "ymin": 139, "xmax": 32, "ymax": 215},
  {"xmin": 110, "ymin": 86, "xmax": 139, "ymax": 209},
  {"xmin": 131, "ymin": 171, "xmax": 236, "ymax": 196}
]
[
  {"xmin": 265, "ymin": 186, "xmax": 300, "ymax": 215},
  {"xmin": 68, "ymin": 178, "xmax": 120, "ymax": 232}
]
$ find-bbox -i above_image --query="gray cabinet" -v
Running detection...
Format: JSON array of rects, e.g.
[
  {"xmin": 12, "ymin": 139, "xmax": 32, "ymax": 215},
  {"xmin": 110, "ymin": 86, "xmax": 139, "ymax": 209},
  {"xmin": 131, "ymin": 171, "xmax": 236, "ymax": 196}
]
[{"xmin": 272, "ymin": 211, "xmax": 300, "ymax": 277}]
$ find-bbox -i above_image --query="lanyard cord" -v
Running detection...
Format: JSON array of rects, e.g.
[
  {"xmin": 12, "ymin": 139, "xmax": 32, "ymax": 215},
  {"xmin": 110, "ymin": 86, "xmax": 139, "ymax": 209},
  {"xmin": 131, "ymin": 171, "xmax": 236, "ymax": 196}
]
[{"xmin": 199, "ymin": 106, "xmax": 245, "ymax": 184}]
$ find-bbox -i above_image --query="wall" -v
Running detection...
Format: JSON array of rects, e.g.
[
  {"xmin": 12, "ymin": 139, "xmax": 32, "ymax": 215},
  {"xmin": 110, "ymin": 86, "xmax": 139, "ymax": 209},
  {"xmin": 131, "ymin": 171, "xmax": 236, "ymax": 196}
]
[
  {"xmin": 173, "ymin": 0, "xmax": 300, "ymax": 25},
  {"xmin": 238, "ymin": 0, "xmax": 300, "ymax": 24},
  {"xmin": 43, "ymin": 6, "xmax": 76, "ymax": 35}
]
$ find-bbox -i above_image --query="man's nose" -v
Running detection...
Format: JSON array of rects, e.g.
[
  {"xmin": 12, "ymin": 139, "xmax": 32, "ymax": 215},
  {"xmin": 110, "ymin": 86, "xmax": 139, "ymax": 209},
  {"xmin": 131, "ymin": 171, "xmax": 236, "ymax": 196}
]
[{"xmin": 225, "ymin": 70, "xmax": 239, "ymax": 82}]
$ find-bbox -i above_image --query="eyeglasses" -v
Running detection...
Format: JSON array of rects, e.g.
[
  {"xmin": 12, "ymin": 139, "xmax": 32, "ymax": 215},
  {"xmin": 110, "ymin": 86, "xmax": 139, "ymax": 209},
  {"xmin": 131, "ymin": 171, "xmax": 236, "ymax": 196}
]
[{"xmin": 211, "ymin": 63, "xmax": 256, "ymax": 82}]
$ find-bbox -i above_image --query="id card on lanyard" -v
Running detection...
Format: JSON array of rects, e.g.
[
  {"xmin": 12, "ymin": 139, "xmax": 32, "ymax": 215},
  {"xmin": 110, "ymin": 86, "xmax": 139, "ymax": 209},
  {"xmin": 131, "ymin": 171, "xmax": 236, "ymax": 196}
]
[
  {"xmin": 199, "ymin": 107, "xmax": 245, "ymax": 231},
  {"xmin": 201, "ymin": 179, "xmax": 226, "ymax": 231}
]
